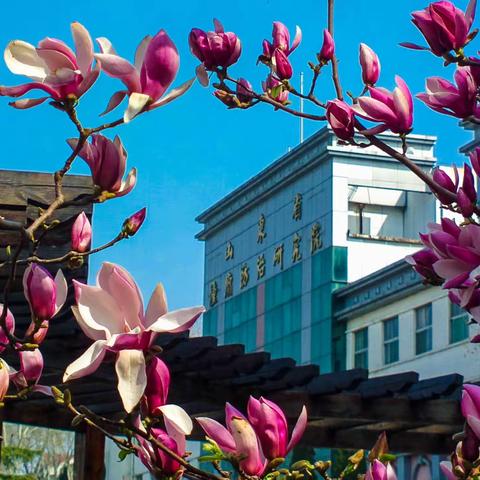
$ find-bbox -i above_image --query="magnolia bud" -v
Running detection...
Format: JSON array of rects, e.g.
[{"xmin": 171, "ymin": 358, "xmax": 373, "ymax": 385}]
[
  {"xmin": 359, "ymin": 43, "xmax": 380, "ymax": 85},
  {"xmin": 122, "ymin": 207, "xmax": 146, "ymax": 237},
  {"xmin": 317, "ymin": 29, "xmax": 335, "ymax": 64},
  {"xmin": 71, "ymin": 212, "xmax": 92, "ymax": 253}
]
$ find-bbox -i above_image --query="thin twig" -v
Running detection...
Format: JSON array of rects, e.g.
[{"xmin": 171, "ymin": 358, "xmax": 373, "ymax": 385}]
[{"xmin": 328, "ymin": 0, "xmax": 343, "ymax": 100}]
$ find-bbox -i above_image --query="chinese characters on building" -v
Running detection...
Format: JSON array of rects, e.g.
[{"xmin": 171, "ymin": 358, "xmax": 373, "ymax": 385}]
[{"xmin": 213, "ymin": 195, "xmax": 324, "ymax": 304}]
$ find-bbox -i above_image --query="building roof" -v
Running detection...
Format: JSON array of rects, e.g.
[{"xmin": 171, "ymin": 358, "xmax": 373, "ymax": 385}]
[
  {"xmin": 333, "ymin": 258, "xmax": 429, "ymax": 322},
  {"xmin": 196, "ymin": 128, "xmax": 437, "ymax": 240},
  {"xmin": 11, "ymin": 331, "xmax": 462, "ymax": 454}
]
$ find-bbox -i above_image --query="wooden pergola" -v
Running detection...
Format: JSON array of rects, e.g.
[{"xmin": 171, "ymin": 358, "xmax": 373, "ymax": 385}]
[{"xmin": 0, "ymin": 171, "xmax": 464, "ymax": 479}]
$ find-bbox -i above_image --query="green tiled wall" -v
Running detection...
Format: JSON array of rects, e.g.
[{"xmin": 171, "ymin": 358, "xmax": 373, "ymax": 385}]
[
  {"xmin": 311, "ymin": 246, "xmax": 347, "ymax": 371},
  {"xmin": 224, "ymin": 287, "xmax": 257, "ymax": 352},
  {"xmin": 202, "ymin": 307, "xmax": 218, "ymax": 337},
  {"xmin": 264, "ymin": 263, "xmax": 302, "ymax": 361}
]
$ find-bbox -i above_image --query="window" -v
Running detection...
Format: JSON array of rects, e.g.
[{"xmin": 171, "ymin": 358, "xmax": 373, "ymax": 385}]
[
  {"xmin": 450, "ymin": 302, "xmax": 469, "ymax": 344},
  {"xmin": 354, "ymin": 328, "xmax": 368, "ymax": 369},
  {"xmin": 383, "ymin": 317, "xmax": 399, "ymax": 364},
  {"xmin": 415, "ymin": 304, "xmax": 432, "ymax": 355}
]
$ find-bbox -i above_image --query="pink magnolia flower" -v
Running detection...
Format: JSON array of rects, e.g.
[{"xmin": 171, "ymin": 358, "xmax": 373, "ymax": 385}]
[
  {"xmin": 353, "ymin": 76, "xmax": 413, "ymax": 134},
  {"xmin": 366, "ymin": 460, "xmax": 397, "ymax": 480},
  {"xmin": 123, "ymin": 207, "xmax": 147, "ymax": 237},
  {"xmin": 247, "ymin": 396, "xmax": 307, "ymax": 460},
  {"xmin": 359, "ymin": 44, "xmax": 380, "ymax": 85},
  {"xmin": 440, "ymin": 461, "xmax": 459, "ymax": 480},
  {"xmin": 136, "ymin": 406, "xmax": 192, "ymax": 476},
  {"xmin": 417, "ymin": 68, "xmax": 479, "ymax": 120},
  {"xmin": 0, "ymin": 306, "xmax": 15, "ymax": 353},
  {"xmin": 417, "ymin": 218, "xmax": 480, "ymax": 287},
  {"xmin": 189, "ymin": 19, "xmax": 241, "ymax": 71},
  {"xmin": 431, "ymin": 166, "xmax": 458, "ymax": 204},
  {"xmin": 71, "ymin": 212, "xmax": 92, "ymax": 253},
  {"xmin": 326, "ymin": 100, "xmax": 355, "ymax": 140},
  {"xmin": 263, "ymin": 22, "xmax": 302, "ymax": 59},
  {"xmin": 63, "ymin": 262, "xmax": 204, "ymax": 412},
  {"xmin": 0, "ymin": 22, "xmax": 98, "ymax": 109},
  {"xmin": 68, "ymin": 134, "xmax": 136, "ymax": 199},
  {"xmin": 318, "ymin": 30, "xmax": 335, "ymax": 65},
  {"xmin": 143, "ymin": 356, "xmax": 170, "ymax": 416},
  {"xmin": 96, "ymin": 30, "xmax": 193, "ymax": 122},
  {"xmin": 0, "ymin": 360, "xmax": 9, "ymax": 402},
  {"xmin": 23, "ymin": 264, "xmax": 67, "ymax": 321},
  {"xmin": 401, "ymin": 0, "xmax": 477, "ymax": 56},
  {"xmin": 197, "ymin": 403, "xmax": 266, "ymax": 476}
]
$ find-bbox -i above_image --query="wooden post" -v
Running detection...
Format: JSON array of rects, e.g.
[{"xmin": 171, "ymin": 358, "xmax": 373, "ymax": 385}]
[{"xmin": 74, "ymin": 426, "xmax": 105, "ymax": 480}]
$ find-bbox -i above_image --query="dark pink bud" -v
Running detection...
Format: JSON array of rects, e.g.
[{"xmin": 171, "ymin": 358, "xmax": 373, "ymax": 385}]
[
  {"xmin": 405, "ymin": 248, "xmax": 442, "ymax": 284},
  {"xmin": 318, "ymin": 29, "xmax": 335, "ymax": 64},
  {"xmin": 143, "ymin": 357, "xmax": 170, "ymax": 416},
  {"xmin": 236, "ymin": 78, "xmax": 253, "ymax": 104},
  {"xmin": 359, "ymin": 43, "xmax": 380, "ymax": 85},
  {"xmin": 458, "ymin": 188, "xmax": 475, "ymax": 217},
  {"xmin": 25, "ymin": 320, "xmax": 49, "ymax": 345},
  {"xmin": 0, "ymin": 306, "xmax": 15, "ymax": 353},
  {"xmin": 262, "ymin": 39, "xmax": 274, "ymax": 59},
  {"xmin": 272, "ymin": 21, "xmax": 290, "ymax": 51},
  {"xmin": 470, "ymin": 147, "xmax": 480, "ymax": 176},
  {"xmin": 71, "ymin": 212, "xmax": 92, "ymax": 252},
  {"xmin": 23, "ymin": 264, "xmax": 67, "ymax": 320},
  {"xmin": 273, "ymin": 49, "xmax": 293, "ymax": 80},
  {"xmin": 189, "ymin": 20, "xmax": 241, "ymax": 70},
  {"xmin": 326, "ymin": 100, "xmax": 355, "ymax": 140},
  {"xmin": 151, "ymin": 428, "xmax": 182, "ymax": 475},
  {"xmin": 432, "ymin": 167, "xmax": 457, "ymax": 204},
  {"xmin": 462, "ymin": 164, "xmax": 477, "ymax": 202},
  {"xmin": 123, "ymin": 207, "xmax": 146, "ymax": 237}
]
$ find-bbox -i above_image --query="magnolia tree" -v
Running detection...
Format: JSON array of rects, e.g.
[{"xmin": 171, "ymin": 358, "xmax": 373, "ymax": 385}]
[{"xmin": 0, "ymin": 0, "xmax": 480, "ymax": 479}]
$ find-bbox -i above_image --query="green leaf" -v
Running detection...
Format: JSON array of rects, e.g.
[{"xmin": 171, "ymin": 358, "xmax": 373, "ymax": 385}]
[
  {"xmin": 198, "ymin": 455, "xmax": 224, "ymax": 463},
  {"xmin": 118, "ymin": 449, "xmax": 130, "ymax": 462}
]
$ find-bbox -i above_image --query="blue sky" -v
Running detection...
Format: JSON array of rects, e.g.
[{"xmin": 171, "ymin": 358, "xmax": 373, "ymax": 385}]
[{"xmin": 0, "ymin": 1, "xmax": 474, "ymax": 312}]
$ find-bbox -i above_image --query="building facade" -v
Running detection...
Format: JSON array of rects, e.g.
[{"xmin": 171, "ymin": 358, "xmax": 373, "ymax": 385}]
[
  {"xmin": 197, "ymin": 127, "xmax": 437, "ymax": 371},
  {"xmin": 334, "ymin": 259, "xmax": 480, "ymax": 382}
]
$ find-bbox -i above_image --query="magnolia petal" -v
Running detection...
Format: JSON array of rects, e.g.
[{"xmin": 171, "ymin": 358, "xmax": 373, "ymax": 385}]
[
  {"xmin": 9, "ymin": 97, "xmax": 48, "ymax": 109},
  {"xmin": 195, "ymin": 64, "xmax": 209, "ymax": 87},
  {"xmin": 466, "ymin": 0, "xmax": 478, "ymax": 29},
  {"xmin": 149, "ymin": 78, "xmax": 195, "ymax": 110},
  {"xmin": 115, "ymin": 167, "xmax": 137, "ymax": 197},
  {"xmin": 71, "ymin": 22, "xmax": 94, "ymax": 77},
  {"xmin": 124, "ymin": 92, "xmax": 150, "ymax": 122},
  {"xmin": 115, "ymin": 349, "xmax": 147, "ymax": 413},
  {"xmin": 439, "ymin": 462, "xmax": 456, "ymax": 480},
  {"xmin": 71, "ymin": 305, "xmax": 106, "ymax": 341},
  {"xmin": 399, "ymin": 42, "xmax": 429, "ymax": 50},
  {"xmin": 32, "ymin": 384, "xmax": 53, "ymax": 396},
  {"xmin": 95, "ymin": 53, "xmax": 141, "ymax": 92},
  {"xmin": 74, "ymin": 280, "xmax": 125, "ymax": 338},
  {"xmin": 100, "ymin": 90, "xmax": 127, "ymax": 116},
  {"xmin": 96, "ymin": 37, "xmax": 117, "ymax": 55},
  {"xmin": 144, "ymin": 283, "xmax": 168, "ymax": 328},
  {"xmin": 54, "ymin": 269, "xmax": 68, "ymax": 315},
  {"xmin": 77, "ymin": 61, "xmax": 100, "ymax": 98},
  {"xmin": 196, "ymin": 417, "xmax": 236, "ymax": 452},
  {"xmin": 63, "ymin": 340, "xmax": 107, "ymax": 382},
  {"xmin": 4, "ymin": 40, "xmax": 47, "ymax": 81},
  {"xmin": 148, "ymin": 305, "xmax": 205, "ymax": 333},
  {"xmin": 134, "ymin": 35, "xmax": 152, "ymax": 71},
  {"xmin": 290, "ymin": 25, "xmax": 302, "ymax": 54},
  {"xmin": 468, "ymin": 414, "xmax": 480, "ymax": 439},
  {"xmin": 159, "ymin": 404, "xmax": 193, "ymax": 435},
  {"xmin": 286, "ymin": 405, "xmax": 307, "ymax": 452}
]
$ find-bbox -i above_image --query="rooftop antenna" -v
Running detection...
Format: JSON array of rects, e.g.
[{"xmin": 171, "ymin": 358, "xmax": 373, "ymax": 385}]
[{"xmin": 300, "ymin": 72, "xmax": 304, "ymax": 143}]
